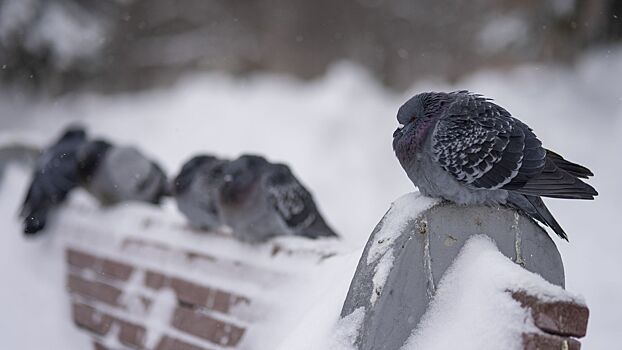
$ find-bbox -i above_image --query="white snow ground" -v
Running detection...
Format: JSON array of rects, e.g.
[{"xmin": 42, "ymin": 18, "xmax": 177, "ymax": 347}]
[{"xmin": 1, "ymin": 46, "xmax": 621, "ymax": 348}]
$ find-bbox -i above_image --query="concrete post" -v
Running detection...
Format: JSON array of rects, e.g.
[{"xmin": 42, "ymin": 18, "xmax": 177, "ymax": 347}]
[{"xmin": 340, "ymin": 200, "xmax": 566, "ymax": 350}]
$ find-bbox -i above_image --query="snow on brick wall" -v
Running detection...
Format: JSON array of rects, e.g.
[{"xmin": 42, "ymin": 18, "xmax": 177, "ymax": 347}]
[
  {"xmin": 66, "ymin": 244, "xmax": 249, "ymax": 349},
  {"xmin": 55, "ymin": 191, "xmax": 353, "ymax": 350}
]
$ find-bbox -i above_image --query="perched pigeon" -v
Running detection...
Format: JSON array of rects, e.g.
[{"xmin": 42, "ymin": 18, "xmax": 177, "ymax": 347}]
[
  {"xmin": 218, "ymin": 155, "xmax": 338, "ymax": 243},
  {"xmin": 393, "ymin": 91, "xmax": 597, "ymax": 240},
  {"xmin": 77, "ymin": 139, "xmax": 168, "ymax": 205},
  {"xmin": 172, "ymin": 155, "xmax": 228, "ymax": 230},
  {"xmin": 20, "ymin": 127, "xmax": 87, "ymax": 235}
]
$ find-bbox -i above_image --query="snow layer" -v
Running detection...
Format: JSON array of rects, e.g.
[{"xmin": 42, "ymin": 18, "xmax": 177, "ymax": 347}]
[
  {"xmin": 1, "ymin": 46, "xmax": 622, "ymax": 348},
  {"xmin": 403, "ymin": 235, "xmax": 581, "ymax": 350},
  {"xmin": 329, "ymin": 307, "xmax": 366, "ymax": 350},
  {"xmin": 0, "ymin": 166, "xmax": 91, "ymax": 349}
]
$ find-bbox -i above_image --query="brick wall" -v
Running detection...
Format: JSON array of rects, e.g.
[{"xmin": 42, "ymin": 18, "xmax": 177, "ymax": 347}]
[
  {"xmin": 512, "ymin": 290, "xmax": 588, "ymax": 350},
  {"xmin": 65, "ymin": 237, "xmax": 266, "ymax": 350}
]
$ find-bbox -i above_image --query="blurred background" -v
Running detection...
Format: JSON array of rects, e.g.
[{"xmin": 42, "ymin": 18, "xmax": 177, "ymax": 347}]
[
  {"xmin": 1, "ymin": 0, "xmax": 622, "ymax": 349},
  {"xmin": 1, "ymin": 0, "xmax": 621, "ymax": 93}
]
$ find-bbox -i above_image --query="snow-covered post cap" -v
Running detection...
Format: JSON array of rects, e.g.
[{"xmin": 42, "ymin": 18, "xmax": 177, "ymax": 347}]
[{"xmin": 339, "ymin": 192, "xmax": 583, "ymax": 350}]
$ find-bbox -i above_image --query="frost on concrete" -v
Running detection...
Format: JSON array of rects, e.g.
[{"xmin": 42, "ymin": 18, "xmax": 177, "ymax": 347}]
[
  {"xmin": 366, "ymin": 192, "xmax": 439, "ymax": 304},
  {"xmin": 370, "ymin": 252, "xmax": 394, "ymax": 304},
  {"xmin": 403, "ymin": 235, "xmax": 584, "ymax": 350}
]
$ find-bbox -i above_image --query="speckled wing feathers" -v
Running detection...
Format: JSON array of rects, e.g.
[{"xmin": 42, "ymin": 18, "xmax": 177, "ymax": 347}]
[
  {"xmin": 266, "ymin": 171, "xmax": 316, "ymax": 230},
  {"xmin": 432, "ymin": 94, "xmax": 532, "ymax": 189},
  {"xmin": 431, "ymin": 93, "xmax": 596, "ymax": 200}
]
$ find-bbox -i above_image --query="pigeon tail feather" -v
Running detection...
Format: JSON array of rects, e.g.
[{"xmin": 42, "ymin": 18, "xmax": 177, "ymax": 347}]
[{"xmin": 507, "ymin": 193, "xmax": 568, "ymax": 240}]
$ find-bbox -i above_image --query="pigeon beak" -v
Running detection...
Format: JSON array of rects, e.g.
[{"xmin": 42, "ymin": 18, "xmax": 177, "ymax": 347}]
[{"xmin": 393, "ymin": 124, "xmax": 405, "ymax": 138}]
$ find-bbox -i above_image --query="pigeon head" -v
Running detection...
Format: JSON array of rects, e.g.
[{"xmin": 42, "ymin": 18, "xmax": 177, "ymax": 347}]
[
  {"xmin": 58, "ymin": 126, "xmax": 87, "ymax": 143},
  {"xmin": 173, "ymin": 155, "xmax": 221, "ymax": 194},
  {"xmin": 77, "ymin": 139, "xmax": 112, "ymax": 182},
  {"xmin": 219, "ymin": 154, "xmax": 268, "ymax": 205},
  {"xmin": 205, "ymin": 159, "xmax": 228, "ymax": 184},
  {"xmin": 396, "ymin": 92, "xmax": 457, "ymax": 125},
  {"xmin": 393, "ymin": 91, "xmax": 462, "ymax": 142},
  {"xmin": 182, "ymin": 155, "xmax": 220, "ymax": 172}
]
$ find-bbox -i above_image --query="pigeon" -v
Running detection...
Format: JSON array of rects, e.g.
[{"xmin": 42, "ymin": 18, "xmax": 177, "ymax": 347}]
[
  {"xmin": 77, "ymin": 139, "xmax": 168, "ymax": 206},
  {"xmin": 218, "ymin": 154, "xmax": 338, "ymax": 243},
  {"xmin": 392, "ymin": 91, "xmax": 597, "ymax": 240},
  {"xmin": 20, "ymin": 126, "xmax": 88, "ymax": 235},
  {"xmin": 172, "ymin": 155, "xmax": 228, "ymax": 230}
]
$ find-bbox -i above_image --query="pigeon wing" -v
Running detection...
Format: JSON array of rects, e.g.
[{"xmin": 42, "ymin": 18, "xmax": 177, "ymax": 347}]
[
  {"xmin": 432, "ymin": 94, "xmax": 596, "ymax": 199},
  {"xmin": 265, "ymin": 167, "xmax": 317, "ymax": 230},
  {"xmin": 21, "ymin": 143, "xmax": 82, "ymax": 217},
  {"xmin": 432, "ymin": 94, "xmax": 545, "ymax": 190}
]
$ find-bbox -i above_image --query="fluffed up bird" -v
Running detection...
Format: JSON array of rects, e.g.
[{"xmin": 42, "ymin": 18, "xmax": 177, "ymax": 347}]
[
  {"xmin": 218, "ymin": 154, "xmax": 338, "ymax": 243},
  {"xmin": 392, "ymin": 91, "xmax": 597, "ymax": 240},
  {"xmin": 77, "ymin": 139, "xmax": 168, "ymax": 206},
  {"xmin": 172, "ymin": 155, "xmax": 229, "ymax": 231},
  {"xmin": 20, "ymin": 126, "xmax": 88, "ymax": 235}
]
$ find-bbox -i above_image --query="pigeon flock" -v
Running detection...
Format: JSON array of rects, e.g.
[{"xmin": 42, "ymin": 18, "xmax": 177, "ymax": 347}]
[
  {"xmin": 18, "ymin": 126, "xmax": 338, "ymax": 242},
  {"xmin": 16, "ymin": 90, "xmax": 597, "ymax": 243}
]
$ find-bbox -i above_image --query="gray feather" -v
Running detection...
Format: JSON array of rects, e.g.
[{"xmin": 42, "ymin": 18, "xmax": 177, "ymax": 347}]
[
  {"xmin": 218, "ymin": 156, "xmax": 337, "ymax": 243},
  {"xmin": 173, "ymin": 155, "xmax": 227, "ymax": 230},
  {"xmin": 78, "ymin": 142, "xmax": 168, "ymax": 205}
]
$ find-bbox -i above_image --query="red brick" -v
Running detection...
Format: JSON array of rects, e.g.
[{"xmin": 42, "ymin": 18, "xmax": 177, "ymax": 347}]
[
  {"xmin": 171, "ymin": 306, "xmax": 245, "ymax": 347},
  {"xmin": 170, "ymin": 277, "xmax": 213, "ymax": 309},
  {"xmin": 144, "ymin": 270, "xmax": 169, "ymax": 289},
  {"xmin": 115, "ymin": 318, "xmax": 146, "ymax": 349},
  {"xmin": 99, "ymin": 259, "xmax": 134, "ymax": 281},
  {"xmin": 212, "ymin": 290, "xmax": 250, "ymax": 313},
  {"xmin": 144, "ymin": 271, "xmax": 250, "ymax": 314},
  {"xmin": 72, "ymin": 303, "xmax": 114, "ymax": 335},
  {"xmin": 155, "ymin": 336, "xmax": 213, "ymax": 350},
  {"xmin": 66, "ymin": 248, "xmax": 134, "ymax": 281},
  {"xmin": 67, "ymin": 249, "xmax": 97, "ymax": 269},
  {"xmin": 67, "ymin": 274, "xmax": 122, "ymax": 307},
  {"xmin": 512, "ymin": 291, "xmax": 589, "ymax": 338},
  {"xmin": 522, "ymin": 333, "xmax": 581, "ymax": 350}
]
